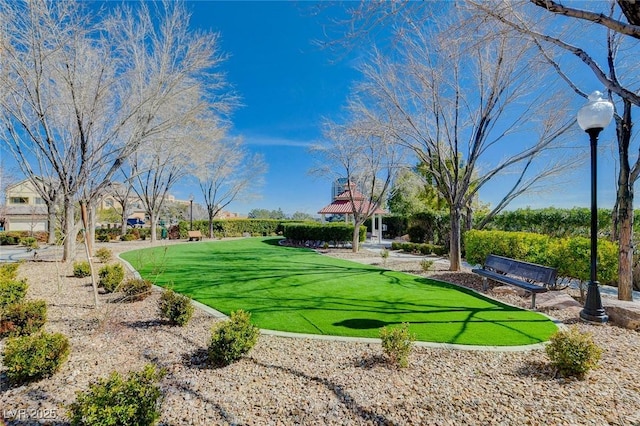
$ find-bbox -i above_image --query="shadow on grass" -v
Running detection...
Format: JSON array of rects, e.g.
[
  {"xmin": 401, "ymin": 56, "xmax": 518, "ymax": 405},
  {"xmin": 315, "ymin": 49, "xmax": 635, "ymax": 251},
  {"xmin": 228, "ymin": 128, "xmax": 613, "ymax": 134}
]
[{"xmin": 334, "ymin": 318, "xmax": 391, "ymax": 329}]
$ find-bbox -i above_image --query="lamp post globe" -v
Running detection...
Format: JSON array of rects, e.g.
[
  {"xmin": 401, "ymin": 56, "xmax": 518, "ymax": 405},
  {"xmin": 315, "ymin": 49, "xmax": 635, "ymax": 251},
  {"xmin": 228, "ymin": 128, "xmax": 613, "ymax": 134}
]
[{"xmin": 578, "ymin": 91, "xmax": 613, "ymax": 324}]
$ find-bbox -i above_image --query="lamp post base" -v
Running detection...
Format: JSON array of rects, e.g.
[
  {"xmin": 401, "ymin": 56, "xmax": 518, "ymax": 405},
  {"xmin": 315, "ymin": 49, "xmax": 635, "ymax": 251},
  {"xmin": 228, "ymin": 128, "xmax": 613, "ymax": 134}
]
[{"xmin": 579, "ymin": 280, "xmax": 608, "ymax": 323}]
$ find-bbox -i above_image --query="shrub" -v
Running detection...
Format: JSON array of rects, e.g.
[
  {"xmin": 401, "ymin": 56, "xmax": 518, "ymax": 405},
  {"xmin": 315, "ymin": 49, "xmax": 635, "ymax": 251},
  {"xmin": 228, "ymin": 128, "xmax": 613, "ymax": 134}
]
[
  {"xmin": 420, "ymin": 259, "xmax": 434, "ymax": 272},
  {"xmin": 0, "ymin": 300, "xmax": 47, "ymax": 338},
  {"xmin": 157, "ymin": 289, "xmax": 194, "ymax": 326},
  {"xmin": 380, "ymin": 248, "xmax": 389, "ymax": 265},
  {"xmin": 73, "ymin": 261, "xmax": 91, "ymax": 278},
  {"xmin": 20, "ymin": 236, "xmax": 39, "ymax": 250},
  {"xmin": 96, "ymin": 233, "xmax": 111, "ymax": 243},
  {"xmin": 3, "ymin": 332, "xmax": 70, "ymax": 384},
  {"xmin": 68, "ymin": 364, "xmax": 165, "ymax": 426},
  {"xmin": 0, "ymin": 231, "xmax": 22, "ymax": 245},
  {"xmin": 545, "ymin": 326, "xmax": 602, "ymax": 379},
  {"xmin": 380, "ymin": 323, "xmax": 415, "ymax": 368},
  {"xmin": 121, "ymin": 278, "xmax": 152, "ymax": 302},
  {"xmin": 208, "ymin": 310, "xmax": 260, "ymax": 366},
  {"xmin": 0, "ymin": 262, "xmax": 21, "ymax": 281},
  {"xmin": 120, "ymin": 233, "xmax": 137, "ymax": 241},
  {"xmin": 464, "ymin": 230, "xmax": 619, "ymax": 285},
  {"xmin": 0, "ymin": 279, "xmax": 28, "ymax": 308},
  {"xmin": 95, "ymin": 247, "xmax": 113, "ymax": 263},
  {"xmin": 99, "ymin": 264, "xmax": 125, "ymax": 293}
]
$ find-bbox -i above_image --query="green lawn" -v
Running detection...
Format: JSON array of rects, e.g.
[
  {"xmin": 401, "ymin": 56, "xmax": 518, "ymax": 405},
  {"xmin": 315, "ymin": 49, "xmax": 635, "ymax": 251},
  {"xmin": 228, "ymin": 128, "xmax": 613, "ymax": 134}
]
[{"xmin": 120, "ymin": 237, "xmax": 558, "ymax": 346}]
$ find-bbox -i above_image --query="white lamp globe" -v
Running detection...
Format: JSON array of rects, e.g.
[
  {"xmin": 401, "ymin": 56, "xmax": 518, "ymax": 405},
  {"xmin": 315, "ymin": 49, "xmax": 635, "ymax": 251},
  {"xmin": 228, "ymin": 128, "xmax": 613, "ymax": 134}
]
[{"xmin": 577, "ymin": 91, "xmax": 614, "ymax": 131}]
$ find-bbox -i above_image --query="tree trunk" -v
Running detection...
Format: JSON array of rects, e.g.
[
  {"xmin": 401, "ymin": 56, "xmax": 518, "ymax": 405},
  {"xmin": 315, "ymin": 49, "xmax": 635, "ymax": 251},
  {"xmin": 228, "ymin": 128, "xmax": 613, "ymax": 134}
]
[
  {"xmin": 449, "ymin": 206, "xmax": 462, "ymax": 271},
  {"xmin": 121, "ymin": 209, "xmax": 128, "ymax": 236},
  {"xmin": 352, "ymin": 220, "xmax": 362, "ymax": 253},
  {"xmin": 150, "ymin": 214, "xmax": 157, "ymax": 242},
  {"xmin": 208, "ymin": 211, "xmax": 214, "ymax": 239},
  {"xmin": 87, "ymin": 202, "xmax": 96, "ymax": 255},
  {"xmin": 47, "ymin": 203, "xmax": 57, "ymax": 245},
  {"xmin": 62, "ymin": 196, "xmax": 76, "ymax": 262},
  {"xmin": 615, "ymin": 102, "xmax": 634, "ymax": 301},
  {"xmin": 80, "ymin": 201, "xmax": 99, "ymax": 307},
  {"xmin": 618, "ymin": 200, "xmax": 634, "ymax": 301}
]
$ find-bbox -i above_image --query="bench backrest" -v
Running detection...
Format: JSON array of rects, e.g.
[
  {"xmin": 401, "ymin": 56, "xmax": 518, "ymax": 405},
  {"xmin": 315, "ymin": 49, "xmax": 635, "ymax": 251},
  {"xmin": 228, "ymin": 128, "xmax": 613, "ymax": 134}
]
[{"xmin": 484, "ymin": 254, "xmax": 557, "ymax": 285}]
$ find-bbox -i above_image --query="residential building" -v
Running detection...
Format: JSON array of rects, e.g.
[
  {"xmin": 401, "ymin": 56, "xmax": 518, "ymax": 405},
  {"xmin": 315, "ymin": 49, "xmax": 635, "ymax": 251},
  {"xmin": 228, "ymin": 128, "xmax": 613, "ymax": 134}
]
[{"xmin": 2, "ymin": 179, "xmax": 48, "ymax": 232}]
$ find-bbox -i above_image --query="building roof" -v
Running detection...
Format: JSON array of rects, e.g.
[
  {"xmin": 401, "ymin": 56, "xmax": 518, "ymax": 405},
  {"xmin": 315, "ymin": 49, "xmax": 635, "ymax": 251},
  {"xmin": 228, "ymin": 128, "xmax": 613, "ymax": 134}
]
[{"xmin": 317, "ymin": 189, "xmax": 387, "ymax": 215}]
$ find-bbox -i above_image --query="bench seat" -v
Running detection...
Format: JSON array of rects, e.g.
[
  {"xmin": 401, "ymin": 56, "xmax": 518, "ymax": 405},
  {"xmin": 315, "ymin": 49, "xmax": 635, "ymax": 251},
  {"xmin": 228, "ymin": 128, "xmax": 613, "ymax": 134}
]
[
  {"xmin": 187, "ymin": 230, "xmax": 203, "ymax": 241},
  {"xmin": 471, "ymin": 254, "xmax": 556, "ymax": 309}
]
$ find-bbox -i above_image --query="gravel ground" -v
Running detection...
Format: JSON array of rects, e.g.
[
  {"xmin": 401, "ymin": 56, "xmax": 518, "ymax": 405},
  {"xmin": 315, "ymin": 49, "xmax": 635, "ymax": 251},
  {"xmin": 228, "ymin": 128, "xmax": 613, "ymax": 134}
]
[{"xmin": 2, "ymin": 239, "xmax": 640, "ymax": 425}]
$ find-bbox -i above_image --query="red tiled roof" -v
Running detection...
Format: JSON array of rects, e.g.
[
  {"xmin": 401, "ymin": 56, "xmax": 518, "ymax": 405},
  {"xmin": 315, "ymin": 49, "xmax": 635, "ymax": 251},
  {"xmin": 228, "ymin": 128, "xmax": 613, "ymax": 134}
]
[{"xmin": 317, "ymin": 198, "xmax": 387, "ymax": 215}]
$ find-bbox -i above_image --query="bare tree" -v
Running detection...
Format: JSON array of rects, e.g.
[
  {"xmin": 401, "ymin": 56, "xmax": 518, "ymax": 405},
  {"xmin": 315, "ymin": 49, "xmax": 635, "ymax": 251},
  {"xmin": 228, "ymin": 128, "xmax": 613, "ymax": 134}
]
[
  {"xmin": 466, "ymin": 0, "xmax": 640, "ymax": 299},
  {"xmin": 1, "ymin": 0, "xmax": 232, "ymax": 306},
  {"xmin": 195, "ymin": 135, "xmax": 266, "ymax": 238},
  {"xmin": 313, "ymin": 110, "xmax": 405, "ymax": 253},
  {"xmin": 107, "ymin": 181, "xmax": 135, "ymax": 237},
  {"xmin": 343, "ymin": 11, "xmax": 578, "ymax": 270},
  {"xmin": 1, "ymin": 0, "xmax": 229, "ymax": 254}
]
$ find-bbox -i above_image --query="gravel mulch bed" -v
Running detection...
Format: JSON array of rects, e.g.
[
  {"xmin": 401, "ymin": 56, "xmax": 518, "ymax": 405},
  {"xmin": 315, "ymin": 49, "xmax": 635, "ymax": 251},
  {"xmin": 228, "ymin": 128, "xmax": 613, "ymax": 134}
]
[{"xmin": 2, "ymin": 240, "xmax": 640, "ymax": 425}]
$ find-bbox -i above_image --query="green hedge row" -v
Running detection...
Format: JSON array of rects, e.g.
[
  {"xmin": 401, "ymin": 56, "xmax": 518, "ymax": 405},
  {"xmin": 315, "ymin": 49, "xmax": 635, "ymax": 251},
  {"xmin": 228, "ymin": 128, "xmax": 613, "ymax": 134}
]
[
  {"xmin": 176, "ymin": 219, "xmax": 290, "ymax": 238},
  {"xmin": 477, "ymin": 207, "xmax": 626, "ymax": 238},
  {"xmin": 465, "ymin": 230, "xmax": 618, "ymax": 285},
  {"xmin": 283, "ymin": 223, "xmax": 366, "ymax": 245},
  {"xmin": 390, "ymin": 242, "xmax": 447, "ymax": 256}
]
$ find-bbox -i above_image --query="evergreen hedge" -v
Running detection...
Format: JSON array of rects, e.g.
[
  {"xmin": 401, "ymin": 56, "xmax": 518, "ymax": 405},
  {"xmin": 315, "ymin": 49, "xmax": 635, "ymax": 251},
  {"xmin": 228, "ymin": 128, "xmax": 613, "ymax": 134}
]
[
  {"xmin": 283, "ymin": 223, "xmax": 366, "ymax": 246},
  {"xmin": 465, "ymin": 230, "xmax": 618, "ymax": 285},
  {"xmin": 175, "ymin": 219, "xmax": 292, "ymax": 239}
]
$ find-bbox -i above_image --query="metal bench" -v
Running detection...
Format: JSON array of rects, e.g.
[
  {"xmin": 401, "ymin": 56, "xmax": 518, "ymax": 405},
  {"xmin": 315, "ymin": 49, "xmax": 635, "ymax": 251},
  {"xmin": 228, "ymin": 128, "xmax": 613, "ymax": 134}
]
[
  {"xmin": 187, "ymin": 230, "xmax": 203, "ymax": 241},
  {"xmin": 471, "ymin": 254, "xmax": 557, "ymax": 309}
]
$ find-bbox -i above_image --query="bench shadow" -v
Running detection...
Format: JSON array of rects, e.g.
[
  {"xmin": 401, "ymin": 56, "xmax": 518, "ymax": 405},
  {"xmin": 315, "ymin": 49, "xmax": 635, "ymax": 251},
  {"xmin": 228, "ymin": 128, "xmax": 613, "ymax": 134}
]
[{"xmin": 515, "ymin": 360, "xmax": 558, "ymax": 381}]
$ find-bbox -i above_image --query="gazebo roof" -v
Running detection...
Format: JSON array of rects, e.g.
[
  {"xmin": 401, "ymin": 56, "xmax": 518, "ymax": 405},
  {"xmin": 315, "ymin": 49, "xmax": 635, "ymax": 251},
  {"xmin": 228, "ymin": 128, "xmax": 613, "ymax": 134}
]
[{"xmin": 317, "ymin": 189, "xmax": 387, "ymax": 215}]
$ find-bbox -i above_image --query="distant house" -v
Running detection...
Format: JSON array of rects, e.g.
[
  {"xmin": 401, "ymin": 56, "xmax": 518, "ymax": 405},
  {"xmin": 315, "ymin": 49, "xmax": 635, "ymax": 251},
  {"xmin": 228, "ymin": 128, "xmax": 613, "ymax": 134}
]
[{"xmin": 2, "ymin": 179, "xmax": 49, "ymax": 232}]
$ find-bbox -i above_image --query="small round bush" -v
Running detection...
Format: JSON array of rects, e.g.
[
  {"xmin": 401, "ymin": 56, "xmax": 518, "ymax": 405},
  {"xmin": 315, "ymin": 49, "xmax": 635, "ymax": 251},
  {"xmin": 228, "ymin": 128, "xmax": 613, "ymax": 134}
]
[
  {"xmin": 380, "ymin": 323, "xmax": 415, "ymax": 368},
  {"xmin": 20, "ymin": 236, "xmax": 39, "ymax": 250},
  {"xmin": 73, "ymin": 261, "xmax": 91, "ymax": 278},
  {"xmin": 68, "ymin": 364, "xmax": 165, "ymax": 426},
  {"xmin": 0, "ymin": 279, "xmax": 28, "ymax": 308},
  {"xmin": 98, "ymin": 264, "xmax": 125, "ymax": 293},
  {"xmin": 3, "ymin": 331, "xmax": 70, "ymax": 384},
  {"xmin": 208, "ymin": 310, "xmax": 260, "ymax": 367},
  {"xmin": 0, "ymin": 300, "xmax": 47, "ymax": 338},
  {"xmin": 121, "ymin": 232, "xmax": 137, "ymax": 241},
  {"xmin": 420, "ymin": 259, "xmax": 434, "ymax": 272},
  {"xmin": 158, "ymin": 289, "xmax": 194, "ymax": 326},
  {"xmin": 95, "ymin": 247, "xmax": 113, "ymax": 263},
  {"xmin": 545, "ymin": 326, "xmax": 602, "ymax": 379},
  {"xmin": 121, "ymin": 278, "xmax": 152, "ymax": 302}
]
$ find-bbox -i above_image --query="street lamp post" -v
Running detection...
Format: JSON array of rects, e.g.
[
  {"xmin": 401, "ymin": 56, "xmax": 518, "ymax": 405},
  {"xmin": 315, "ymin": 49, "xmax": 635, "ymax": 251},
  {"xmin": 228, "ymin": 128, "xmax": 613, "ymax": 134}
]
[
  {"xmin": 189, "ymin": 194, "xmax": 194, "ymax": 231},
  {"xmin": 577, "ymin": 91, "xmax": 613, "ymax": 324}
]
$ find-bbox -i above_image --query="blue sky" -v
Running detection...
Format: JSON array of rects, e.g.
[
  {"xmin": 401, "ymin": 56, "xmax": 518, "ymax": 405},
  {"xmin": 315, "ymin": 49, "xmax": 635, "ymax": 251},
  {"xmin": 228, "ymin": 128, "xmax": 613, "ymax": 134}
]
[
  {"xmin": 181, "ymin": 1, "xmax": 621, "ymax": 216},
  {"xmin": 2, "ymin": 1, "xmax": 622, "ymax": 216},
  {"xmin": 181, "ymin": 1, "xmax": 358, "ymax": 216}
]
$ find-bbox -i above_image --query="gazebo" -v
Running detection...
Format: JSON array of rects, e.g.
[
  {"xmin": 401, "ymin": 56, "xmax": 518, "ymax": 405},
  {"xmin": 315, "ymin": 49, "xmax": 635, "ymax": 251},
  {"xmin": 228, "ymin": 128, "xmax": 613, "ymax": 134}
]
[{"xmin": 317, "ymin": 185, "xmax": 387, "ymax": 242}]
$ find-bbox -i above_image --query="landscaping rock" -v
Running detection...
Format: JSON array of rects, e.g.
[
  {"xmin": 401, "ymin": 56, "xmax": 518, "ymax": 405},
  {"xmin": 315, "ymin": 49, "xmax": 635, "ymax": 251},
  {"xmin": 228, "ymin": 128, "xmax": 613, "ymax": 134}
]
[
  {"xmin": 492, "ymin": 285, "xmax": 525, "ymax": 297},
  {"xmin": 603, "ymin": 297, "xmax": 640, "ymax": 330},
  {"xmin": 2, "ymin": 239, "xmax": 640, "ymax": 425}
]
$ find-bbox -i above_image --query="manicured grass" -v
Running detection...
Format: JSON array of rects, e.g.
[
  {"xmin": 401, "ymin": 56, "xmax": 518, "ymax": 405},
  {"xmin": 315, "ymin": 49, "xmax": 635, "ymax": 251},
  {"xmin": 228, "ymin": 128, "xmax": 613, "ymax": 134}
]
[{"xmin": 121, "ymin": 238, "xmax": 558, "ymax": 346}]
